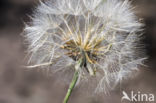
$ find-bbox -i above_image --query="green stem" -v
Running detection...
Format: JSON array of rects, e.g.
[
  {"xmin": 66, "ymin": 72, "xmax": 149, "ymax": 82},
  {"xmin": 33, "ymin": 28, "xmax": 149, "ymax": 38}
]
[{"xmin": 63, "ymin": 70, "xmax": 79, "ymax": 103}]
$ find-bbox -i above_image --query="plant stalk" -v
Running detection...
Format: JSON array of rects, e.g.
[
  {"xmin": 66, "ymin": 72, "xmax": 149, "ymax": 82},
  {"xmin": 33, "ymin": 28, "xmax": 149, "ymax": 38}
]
[{"xmin": 63, "ymin": 70, "xmax": 79, "ymax": 103}]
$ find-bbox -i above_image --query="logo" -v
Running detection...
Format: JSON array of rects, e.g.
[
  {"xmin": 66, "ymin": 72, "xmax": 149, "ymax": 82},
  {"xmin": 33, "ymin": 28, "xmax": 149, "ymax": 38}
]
[{"xmin": 121, "ymin": 91, "xmax": 155, "ymax": 102}]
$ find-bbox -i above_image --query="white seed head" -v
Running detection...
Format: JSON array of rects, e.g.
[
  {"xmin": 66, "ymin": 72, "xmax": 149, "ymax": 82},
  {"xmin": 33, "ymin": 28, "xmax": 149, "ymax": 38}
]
[{"xmin": 24, "ymin": 0, "xmax": 145, "ymax": 93}]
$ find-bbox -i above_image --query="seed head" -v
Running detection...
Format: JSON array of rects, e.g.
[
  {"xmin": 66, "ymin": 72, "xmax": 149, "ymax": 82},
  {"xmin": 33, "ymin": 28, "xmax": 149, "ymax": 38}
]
[{"xmin": 24, "ymin": 0, "xmax": 145, "ymax": 93}]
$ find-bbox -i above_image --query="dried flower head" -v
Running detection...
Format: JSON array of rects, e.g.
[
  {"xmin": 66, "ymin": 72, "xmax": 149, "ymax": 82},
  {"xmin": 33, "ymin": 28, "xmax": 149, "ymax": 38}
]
[{"xmin": 24, "ymin": 0, "xmax": 145, "ymax": 94}]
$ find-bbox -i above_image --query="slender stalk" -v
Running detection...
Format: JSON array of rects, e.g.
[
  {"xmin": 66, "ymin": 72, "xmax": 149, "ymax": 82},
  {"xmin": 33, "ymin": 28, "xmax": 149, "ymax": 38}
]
[
  {"xmin": 63, "ymin": 70, "xmax": 79, "ymax": 103},
  {"xmin": 63, "ymin": 57, "xmax": 84, "ymax": 103}
]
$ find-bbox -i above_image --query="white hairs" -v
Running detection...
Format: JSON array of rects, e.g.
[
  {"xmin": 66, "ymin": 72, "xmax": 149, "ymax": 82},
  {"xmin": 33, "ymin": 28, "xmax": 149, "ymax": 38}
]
[{"xmin": 24, "ymin": 0, "xmax": 145, "ymax": 93}]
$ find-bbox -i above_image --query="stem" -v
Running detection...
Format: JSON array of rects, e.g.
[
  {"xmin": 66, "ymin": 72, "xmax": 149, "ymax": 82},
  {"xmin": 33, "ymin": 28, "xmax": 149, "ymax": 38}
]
[{"xmin": 63, "ymin": 70, "xmax": 79, "ymax": 103}]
